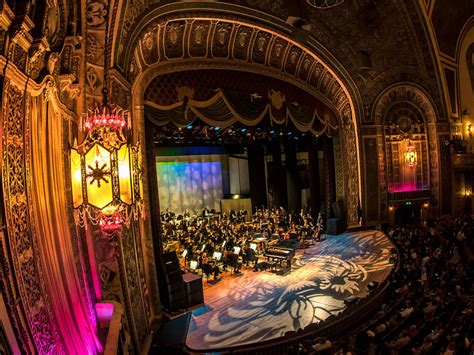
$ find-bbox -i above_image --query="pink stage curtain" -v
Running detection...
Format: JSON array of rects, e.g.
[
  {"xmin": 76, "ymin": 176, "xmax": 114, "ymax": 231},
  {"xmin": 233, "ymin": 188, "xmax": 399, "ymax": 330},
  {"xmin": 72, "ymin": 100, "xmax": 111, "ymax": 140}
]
[{"xmin": 29, "ymin": 96, "xmax": 102, "ymax": 354}]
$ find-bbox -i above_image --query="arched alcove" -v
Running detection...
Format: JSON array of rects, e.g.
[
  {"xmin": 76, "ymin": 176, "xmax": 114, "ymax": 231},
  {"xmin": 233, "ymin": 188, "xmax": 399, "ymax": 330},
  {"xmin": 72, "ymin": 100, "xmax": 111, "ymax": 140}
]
[{"xmin": 373, "ymin": 83, "xmax": 440, "ymax": 221}]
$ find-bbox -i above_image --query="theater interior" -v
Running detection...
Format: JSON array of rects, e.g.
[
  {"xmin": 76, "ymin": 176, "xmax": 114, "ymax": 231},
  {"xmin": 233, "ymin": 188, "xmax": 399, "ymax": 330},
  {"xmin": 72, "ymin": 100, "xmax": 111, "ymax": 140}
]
[{"xmin": 0, "ymin": 0, "xmax": 472, "ymax": 354}]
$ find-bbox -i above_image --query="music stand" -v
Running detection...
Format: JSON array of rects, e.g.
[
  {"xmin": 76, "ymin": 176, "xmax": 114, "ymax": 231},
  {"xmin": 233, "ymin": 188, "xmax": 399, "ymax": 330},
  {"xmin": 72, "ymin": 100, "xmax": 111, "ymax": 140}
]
[
  {"xmin": 212, "ymin": 251, "xmax": 222, "ymax": 261},
  {"xmin": 190, "ymin": 260, "xmax": 198, "ymax": 272}
]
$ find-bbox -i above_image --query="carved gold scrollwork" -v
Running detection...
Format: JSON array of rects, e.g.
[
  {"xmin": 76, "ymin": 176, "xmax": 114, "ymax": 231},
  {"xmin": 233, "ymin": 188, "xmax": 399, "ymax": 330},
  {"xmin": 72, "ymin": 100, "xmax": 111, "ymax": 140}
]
[
  {"xmin": 86, "ymin": 0, "xmax": 108, "ymax": 28},
  {"xmin": 2, "ymin": 80, "xmax": 62, "ymax": 353}
]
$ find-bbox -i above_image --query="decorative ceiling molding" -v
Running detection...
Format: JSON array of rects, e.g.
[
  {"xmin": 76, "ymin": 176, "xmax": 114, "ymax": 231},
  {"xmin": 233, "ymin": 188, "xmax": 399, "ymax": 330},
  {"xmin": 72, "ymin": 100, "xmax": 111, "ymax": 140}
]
[
  {"xmin": 306, "ymin": 0, "xmax": 344, "ymax": 9},
  {"xmin": 130, "ymin": 18, "xmax": 352, "ymax": 126}
]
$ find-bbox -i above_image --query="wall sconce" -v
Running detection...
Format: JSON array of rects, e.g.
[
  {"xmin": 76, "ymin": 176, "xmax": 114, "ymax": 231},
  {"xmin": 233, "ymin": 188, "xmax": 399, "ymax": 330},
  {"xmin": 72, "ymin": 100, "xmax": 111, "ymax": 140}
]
[
  {"xmin": 388, "ymin": 205, "xmax": 394, "ymax": 212},
  {"xmin": 466, "ymin": 185, "xmax": 472, "ymax": 197},
  {"xmin": 423, "ymin": 202, "xmax": 429, "ymax": 209},
  {"xmin": 468, "ymin": 123, "xmax": 472, "ymax": 138},
  {"xmin": 404, "ymin": 142, "xmax": 417, "ymax": 168}
]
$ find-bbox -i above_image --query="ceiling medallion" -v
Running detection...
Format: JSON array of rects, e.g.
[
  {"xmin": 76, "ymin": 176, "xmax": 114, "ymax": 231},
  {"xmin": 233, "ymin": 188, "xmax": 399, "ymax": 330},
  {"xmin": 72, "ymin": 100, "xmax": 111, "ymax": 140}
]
[{"xmin": 306, "ymin": 0, "xmax": 344, "ymax": 9}]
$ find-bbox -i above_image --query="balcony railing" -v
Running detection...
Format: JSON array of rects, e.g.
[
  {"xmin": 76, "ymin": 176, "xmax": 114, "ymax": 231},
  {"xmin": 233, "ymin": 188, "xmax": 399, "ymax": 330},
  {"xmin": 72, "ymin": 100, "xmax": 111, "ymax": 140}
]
[
  {"xmin": 452, "ymin": 153, "xmax": 474, "ymax": 168},
  {"xmin": 388, "ymin": 189, "xmax": 431, "ymax": 202}
]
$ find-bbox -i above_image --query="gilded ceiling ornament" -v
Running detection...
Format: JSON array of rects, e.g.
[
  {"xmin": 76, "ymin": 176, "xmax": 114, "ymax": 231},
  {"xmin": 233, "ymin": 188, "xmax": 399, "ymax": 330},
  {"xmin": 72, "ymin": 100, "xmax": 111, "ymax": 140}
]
[
  {"xmin": 142, "ymin": 30, "xmax": 154, "ymax": 50},
  {"xmin": 86, "ymin": 33, "xmax": 104, "ymax": 63},
  {"xmin": 193, "ymin": 24, "xmax": 206, "ymax": 45},
  {"xmin": 274, "ymin": 43, "xmax": 283, "ymax": 57},
  {"xmin": 289, "ymin": 50, "xmax": 299, "ymax": 64},
  {"xmin": 86, "ymin": 66, "xmax": 101, "ymax": 92},
  {"xmin": 238, "ymin": 31, "xmax": 248, "ymax": 47},
  {"xmin": 268, "ymin": 90, "xmax": 286, "ymax": 110},
  {"xmin": 86, "ymin": 0, "xmax": 108, "ymax": 28},
  {"xmin": 168, "ymin": 23, "xmax": 182, "ymax": 45},
  {"xmin": 257, "ymin": 36, "xmax": 266, "ymax": 52},
  {"xmin": 306, "ymin": 0, "xmax": 344, "ymax": 9},
  {"xmin": 217, "ymin": 26, "xmax": 228, "ymax": 46}
]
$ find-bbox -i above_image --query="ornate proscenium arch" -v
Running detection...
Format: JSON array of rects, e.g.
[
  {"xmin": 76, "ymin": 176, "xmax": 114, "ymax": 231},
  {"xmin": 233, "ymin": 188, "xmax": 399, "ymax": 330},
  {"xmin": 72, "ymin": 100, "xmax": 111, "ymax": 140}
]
[{"xmin": 122, "ymin": 4, "xmax": 363, "ymax": 226}]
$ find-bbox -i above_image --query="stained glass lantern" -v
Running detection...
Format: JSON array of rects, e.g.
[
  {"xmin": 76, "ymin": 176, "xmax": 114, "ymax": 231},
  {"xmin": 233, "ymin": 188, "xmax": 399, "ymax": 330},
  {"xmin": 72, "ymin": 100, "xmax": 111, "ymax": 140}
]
[
  {"xmin": 70, "ymin": 90, "xmax": 144, "ymax": 232},
  {"xmin": 404, "ymin": 143, "xmax": 417, "ymax": 168}
]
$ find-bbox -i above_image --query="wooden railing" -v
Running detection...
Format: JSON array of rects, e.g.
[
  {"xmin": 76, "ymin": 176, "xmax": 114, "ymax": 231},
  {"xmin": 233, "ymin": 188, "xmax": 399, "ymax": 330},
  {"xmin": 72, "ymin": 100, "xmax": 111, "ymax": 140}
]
[
  {"xmin": 452, "ymin": 153, "xmax": 474, "ymax": 168},
  {"xmin": 100, "ymin": 301, "xmax": 127, "ymax": 355}
]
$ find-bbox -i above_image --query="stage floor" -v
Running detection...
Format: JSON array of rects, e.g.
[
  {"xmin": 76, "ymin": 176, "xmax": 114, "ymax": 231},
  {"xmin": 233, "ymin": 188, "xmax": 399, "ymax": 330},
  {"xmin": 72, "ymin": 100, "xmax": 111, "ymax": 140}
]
[{"xmin": 185, "ymin": 230, "xmax": 395, "ymax": 351}]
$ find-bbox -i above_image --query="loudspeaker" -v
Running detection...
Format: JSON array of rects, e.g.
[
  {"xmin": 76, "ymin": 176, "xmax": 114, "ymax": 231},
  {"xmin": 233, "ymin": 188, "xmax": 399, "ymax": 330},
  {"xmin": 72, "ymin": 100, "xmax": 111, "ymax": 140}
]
[
  {"xmin": 332, "ymin": 201, "xmax": 345, "ymax": 219},
  {"xmin": 158, "ymin": 252, "xmax": 186, "ymax": 312},
  {"xmin": 326, "ymin": 218, "xmax": 346, "ymax": 235},
  {"xmin": 182, "ymin": 273, "xmax": 203, "ymax": 308}
]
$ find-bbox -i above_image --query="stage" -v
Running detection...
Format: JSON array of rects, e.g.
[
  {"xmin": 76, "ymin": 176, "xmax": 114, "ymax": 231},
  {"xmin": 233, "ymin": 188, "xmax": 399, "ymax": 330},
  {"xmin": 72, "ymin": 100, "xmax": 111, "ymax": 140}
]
[{"xmin": 185, "ymin": 230, "xmax": 395, "ymax": 351}]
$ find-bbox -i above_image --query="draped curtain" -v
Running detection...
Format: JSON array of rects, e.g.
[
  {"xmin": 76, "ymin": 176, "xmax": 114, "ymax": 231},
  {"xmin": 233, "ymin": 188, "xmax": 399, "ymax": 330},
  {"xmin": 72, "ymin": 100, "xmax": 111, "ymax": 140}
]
[
  {"xmin": 29, "ymin": 95, "xmax": 102, "ymax": 354},
  {"xmin": 156, "ymin": 155, "xmax": 223, "ymax": 214},
  {"xmin": 145, "ymin": 89, "xmax": 338, "ymax": 134}
]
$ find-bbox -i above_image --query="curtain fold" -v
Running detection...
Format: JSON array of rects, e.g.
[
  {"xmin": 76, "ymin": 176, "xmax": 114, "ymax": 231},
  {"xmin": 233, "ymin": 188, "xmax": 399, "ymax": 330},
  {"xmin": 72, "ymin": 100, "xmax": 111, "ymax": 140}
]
[
  {"xmin": 143, "ymin": 89, "xmax": 336, "ymax": 132},
  {"xmin": 29, "ymin": 96, "xmax": 102, "ymax": 354}
]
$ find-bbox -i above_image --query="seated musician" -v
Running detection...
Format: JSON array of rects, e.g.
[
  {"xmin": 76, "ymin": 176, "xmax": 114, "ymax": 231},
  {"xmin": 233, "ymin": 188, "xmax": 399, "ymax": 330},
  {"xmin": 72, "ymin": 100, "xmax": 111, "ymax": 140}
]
[
  {"xmin": 200, "ymin": 252, "xmax": 221, "ymax": 279},
  {"xmin": 183, "ymin": 208, "xmax": 191, "ymax": 219},
  {"xmin": 244, "ymin": 246, "xmax": 257, "ymax": 266},
  {"xmin": 315, "ymin": 212, "xmax": 324, "ymax": 241},
  {"xmin": 227, "ymin": 252, "xmax": 242, "ymax": 274}
]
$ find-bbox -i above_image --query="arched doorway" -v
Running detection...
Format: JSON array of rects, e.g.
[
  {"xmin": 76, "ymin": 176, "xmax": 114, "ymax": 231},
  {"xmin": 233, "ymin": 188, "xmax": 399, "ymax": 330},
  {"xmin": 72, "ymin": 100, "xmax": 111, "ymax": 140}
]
[{"xmin": 395, "ymin": 203, "xmax": 421, "ymax": 225}]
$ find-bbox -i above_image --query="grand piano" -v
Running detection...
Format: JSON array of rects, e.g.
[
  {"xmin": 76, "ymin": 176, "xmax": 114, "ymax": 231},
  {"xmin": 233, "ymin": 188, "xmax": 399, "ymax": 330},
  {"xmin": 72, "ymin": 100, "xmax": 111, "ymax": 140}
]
[{"xmin": 264, "ymin": 243, "xmax": 295, "ymax": 271}]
